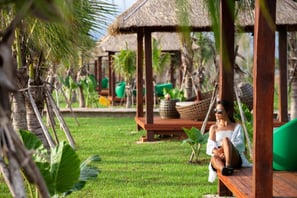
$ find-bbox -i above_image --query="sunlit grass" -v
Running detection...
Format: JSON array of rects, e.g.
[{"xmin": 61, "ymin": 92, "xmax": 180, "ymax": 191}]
[{"xmin": 0, "ymin": 117, "xmax": 218, "ymax": 198}]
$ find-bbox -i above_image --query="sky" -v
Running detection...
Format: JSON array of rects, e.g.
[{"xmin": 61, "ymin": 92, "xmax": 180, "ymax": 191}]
[
  {"xmin": 113, "ymin": 0, "xmax": 136, "ymax": 12},
  {"xmin": 92, "ymin": 0, "xmax": 137, "ymax": 39}
]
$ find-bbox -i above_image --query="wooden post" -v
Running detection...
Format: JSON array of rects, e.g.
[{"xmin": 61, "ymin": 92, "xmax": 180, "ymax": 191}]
[
  {"xmin": 144, "ymin": 30, "xmax": 154, "ymax": 141},
  {"xmin": 98, "ymin": 56, "xmax": 103, "ymax": 93},
  {"xmin": 170, "ymin": 52, "xmax": 175, "ymax": 87},
  {"xmin": 137, "ymin": 30, "xmax": 144, "ymax": 118},
  {"xmin": 94, "ymin": 59, "xmax": 98, "ymax": 86},
  {"xmin": 278, "ymin": 29, "xmax": 288, "ymax": 122},
  {"xmin": 108, "ymin": 52, "xmax": 116, "ymax": 105},
  {"xmin": 253, "ymin": 0, "xmax": 276, "ymax": 197},
  {"xmin": 219, "ymin": 0, "xmax": 234, "ymax": 105},
  {"xmin": 108, "ymin": 52, "xmax": 112, "ymax": 97}
]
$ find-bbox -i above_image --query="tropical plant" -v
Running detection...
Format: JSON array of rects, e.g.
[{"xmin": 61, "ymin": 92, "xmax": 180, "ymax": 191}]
[
  {"xmin": 182, "ymin": 127, "xmax": 209, "ymax": 163},
  {"xmin": 175, "ymin": 0, "xmax": 195, "ymax": 99},
  {"xmin": 19, "ymin": 129, "xmax": 100, "ymax": 197},
  {"xmin": 113, "ymin": 44, "xmax": 136, "ymax": 108},
  {"xmin": 162, "ymin": 87, "xmax": 185, "ymax": 102},
  {"xmin": 7, "ymin": 0, "xmax": 116, "ymax": 140},
  {"xmin": 152, "ymin": 38, "xmax": 171, "ymax": 76},
  {"xmin": 81, "ymin": 74, "xmax": 99, "ymax": 107},
  {"xmin": 60, "ymin": 75, "xmax": 79, "ymax": 107}
]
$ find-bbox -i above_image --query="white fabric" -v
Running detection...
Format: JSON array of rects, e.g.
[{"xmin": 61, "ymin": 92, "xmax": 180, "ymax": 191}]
[{"xmin": 206, "ymin": 124, "xmax": 252, "ymax": 182}]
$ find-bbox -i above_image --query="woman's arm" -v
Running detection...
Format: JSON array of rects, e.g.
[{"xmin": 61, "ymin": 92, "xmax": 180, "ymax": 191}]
[{"xmin": 206, "ymin": 125, "xmax": 218, "ymax": 156}]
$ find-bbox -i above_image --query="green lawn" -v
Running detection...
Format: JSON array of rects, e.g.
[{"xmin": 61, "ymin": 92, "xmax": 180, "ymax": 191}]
[{"xmin": 0, "ymin": 117, "xmax": 217, "ymax": 198}]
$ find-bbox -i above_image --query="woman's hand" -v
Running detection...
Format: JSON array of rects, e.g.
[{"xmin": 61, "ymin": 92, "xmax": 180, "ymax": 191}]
[{"xmin": 213, "ymin": 147, "xmax": 225, "ymax": 159}]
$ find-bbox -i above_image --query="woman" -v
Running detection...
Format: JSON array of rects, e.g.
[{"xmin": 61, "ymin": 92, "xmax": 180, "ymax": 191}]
[{"xmin": 206, "ymin": 100, "xmax": 251, "ymax": 182}]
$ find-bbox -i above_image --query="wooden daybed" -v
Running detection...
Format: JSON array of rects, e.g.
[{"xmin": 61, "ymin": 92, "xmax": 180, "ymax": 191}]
[{"xmin": 217, "ymin": 168, "xmax": 297, "ymax": 197}]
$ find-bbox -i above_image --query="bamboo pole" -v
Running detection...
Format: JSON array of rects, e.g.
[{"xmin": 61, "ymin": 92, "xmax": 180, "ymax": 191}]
[
  {"xmin": 26, "ymin": 89, "xmax": 55, "ymax": 148},
  {"xmin": 45, "ymin": 89, "xmax": 76, "ymax": 149}
]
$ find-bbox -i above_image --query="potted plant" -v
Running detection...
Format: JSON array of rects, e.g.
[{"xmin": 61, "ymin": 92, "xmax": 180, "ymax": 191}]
[{"xmin": 159, "ymin": 88, "xmax": 184, "ymax": 119}]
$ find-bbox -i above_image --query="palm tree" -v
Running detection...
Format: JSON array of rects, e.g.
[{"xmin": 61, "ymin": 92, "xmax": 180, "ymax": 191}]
[
  {"xmin": 10, "ymin": 0, "xmax": 116, "ymax": 146},
  {"xmin": 113, "ymin": 45, "xmax": 136, "ymax": 108}
]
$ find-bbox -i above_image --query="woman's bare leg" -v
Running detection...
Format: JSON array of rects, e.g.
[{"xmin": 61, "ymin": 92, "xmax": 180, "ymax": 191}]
[
  {"xmin": 211, "ymin": 156, "xmax": 225, "ymax": 171},
  {"xmin": 221, "ymin": 137, "xmax": 241, "ymax": 168}
]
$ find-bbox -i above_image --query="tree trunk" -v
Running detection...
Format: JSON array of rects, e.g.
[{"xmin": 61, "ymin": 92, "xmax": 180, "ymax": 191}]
[
  {"xmin": 180, "ymin": 36, "xmax": 194, "ymax": 99},
  {"xmin": 12, "ymin": 91, "xmax": 27, "ymax": 131},
  {"xmin": 12, "ymin": 69, "xmax": 28, "ymax": 131},
  {"xmin": 125, "ymin": 84, "xmax": 132, "ymax": 108},
  {"xmin": 78, "ymin": 86, "xmax": 85, "ymax": 107}
]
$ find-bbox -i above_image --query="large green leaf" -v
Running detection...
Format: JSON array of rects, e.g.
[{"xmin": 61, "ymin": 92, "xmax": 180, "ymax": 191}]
[
  {"xmin": 50, "ymin": 141, "xmax": 80, "ymax": 194},
  {"xmin": 64, "ymin": 155, "xmax": 101, "ymax": 196},
  {"xmin": 19, "ymin": 129, "xmax": 43, "ymax": 150}
]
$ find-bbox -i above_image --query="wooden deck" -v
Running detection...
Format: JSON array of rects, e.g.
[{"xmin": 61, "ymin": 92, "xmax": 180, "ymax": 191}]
[
  {"xmin": 135, "ymin": 116, "xmax": 285, "ymax": 141},
  {"xmin": 135, "ymin": 116, "xmax": 215, "ymax": 141},
  {"xmin": 218, "ymin": 168, "xmax": 297, "ymax": 197}
]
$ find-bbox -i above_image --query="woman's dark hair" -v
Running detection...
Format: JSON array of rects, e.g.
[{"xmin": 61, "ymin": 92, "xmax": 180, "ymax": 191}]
[{"xmin": 217, "ymin": 100, "xmax": 235, "ymax": 123}]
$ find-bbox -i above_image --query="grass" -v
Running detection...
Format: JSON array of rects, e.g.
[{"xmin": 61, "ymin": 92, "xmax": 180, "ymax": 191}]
[{"xmin": 0, "ymin": 116, "xmax": 217, "ymax": 197}]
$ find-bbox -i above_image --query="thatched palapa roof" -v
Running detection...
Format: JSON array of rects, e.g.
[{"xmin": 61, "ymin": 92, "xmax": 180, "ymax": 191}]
[
  {"xmin": 99, "ymin": 32, "xmax": 193, "ymax": 52},
  {"xmin": 109, "ymin": 0, "xmax": 297, "ymax": 34}
]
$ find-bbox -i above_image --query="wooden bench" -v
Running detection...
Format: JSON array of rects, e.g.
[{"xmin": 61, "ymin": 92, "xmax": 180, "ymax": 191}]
[{"xmin": 217, "ymin": 168, "xmax": 297, "ymax": 197}]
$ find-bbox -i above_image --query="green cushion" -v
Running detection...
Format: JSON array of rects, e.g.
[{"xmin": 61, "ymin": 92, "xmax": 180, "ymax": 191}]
[
  {"xmin": 273, "ymin": 118, "xmax": 297, "ymax": 171},
  {"xmin": 154, "ymin": 83, "xmax": 173, "ymax": 97}
]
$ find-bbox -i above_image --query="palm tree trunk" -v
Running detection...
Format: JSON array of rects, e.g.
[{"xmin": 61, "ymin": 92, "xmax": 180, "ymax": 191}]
[
  {"xmin": 12, "ymin": 91, "xmax": 27, "ymax": 131},
  {"xmin": 12, "ymin": 70, "xmax": 28, "ymax": 131},
  {"xmin": 125, "ymin": 84, "xmax": 132, "ymax": 108}
]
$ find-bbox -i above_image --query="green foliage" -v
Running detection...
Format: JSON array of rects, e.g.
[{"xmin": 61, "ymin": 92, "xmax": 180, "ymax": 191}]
[
  {"xmin": 152, "ymin": 38, "xmax": 171, "ymax": 74},
  {"xmin": 63, "ymin": 155, "xmax": 101, "ymax": 196},
  {"xmin": 113, "ymin": 45, "xmax": 136, "ymax": 82},
  {"xmin": 162, "ymin": 88, "xmax": 185, "ymax": 101},
  {"xmin": 19, "ymin": 130, "xmax": 100, "ymax": 197},
  {"xmin": 234, "ymin": 102, "xmax": 253, "ymax": 158},
  {"xmin": 81, "ymin": 74, "xmax": 99, "ymax": 107},
  {"xmin": 234, "ymin": 101, "xmax": 253, "ymax": 140},
  {"xmin": 182, "ymin": 127, "xmax": 209, "ymax": 163}
]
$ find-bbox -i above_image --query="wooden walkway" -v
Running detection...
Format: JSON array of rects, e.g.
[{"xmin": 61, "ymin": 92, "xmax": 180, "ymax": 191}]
[{"xmin": 218, "ymin": 168, "xmax": 297, "ymax": 197}]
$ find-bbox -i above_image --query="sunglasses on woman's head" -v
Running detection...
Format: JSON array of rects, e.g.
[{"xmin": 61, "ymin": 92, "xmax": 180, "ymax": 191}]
[{"xmin": 214, "ymin": 109, "xmax": 223, "ymax": 114}]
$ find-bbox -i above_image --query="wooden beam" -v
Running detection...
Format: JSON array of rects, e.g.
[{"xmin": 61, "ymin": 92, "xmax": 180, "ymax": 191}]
[
  {"xmin": 97, "ymin": 57, "xmax": 103, "ymax": 92},
  {"xmin": 136, "ymin": 31, "xmax": 144, "ymax": 118},
  {"xmin": 219, "ymin": 0, "xmax": 235, "ymax": 106},
  {"xmin": 278, "ymin": 29, "xmax": 288, "ymax": 122},
  {"xmin": 144, "ymin": 30, "xmax": 154, "ymax": 140},
  {"xmin": 94, "ymin": 59, "xmax": 98, "ymax": 84},
  {"xmin": 108, "ymin": 52, "xmax": 116, "ymax": 105},
  {"xmin": 108, "ymin": 52, "xmax": 112, "ymax": 97},
  {"xmin": 253, "ymin": 0, "xmax": 276, "ymax": 197}
]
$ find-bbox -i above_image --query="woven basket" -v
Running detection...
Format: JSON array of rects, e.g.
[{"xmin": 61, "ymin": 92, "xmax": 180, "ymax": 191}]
[
  {"xmin": 159, "ymin": 99, "xmax": 180, "ymax": 119},
  {"xmin": 176, "ymin": 97, "xmax": 216, "ymax": 121},
  {"xmin": 238, "ymin": 83, "xmax": 253, "ymax": 110}
]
